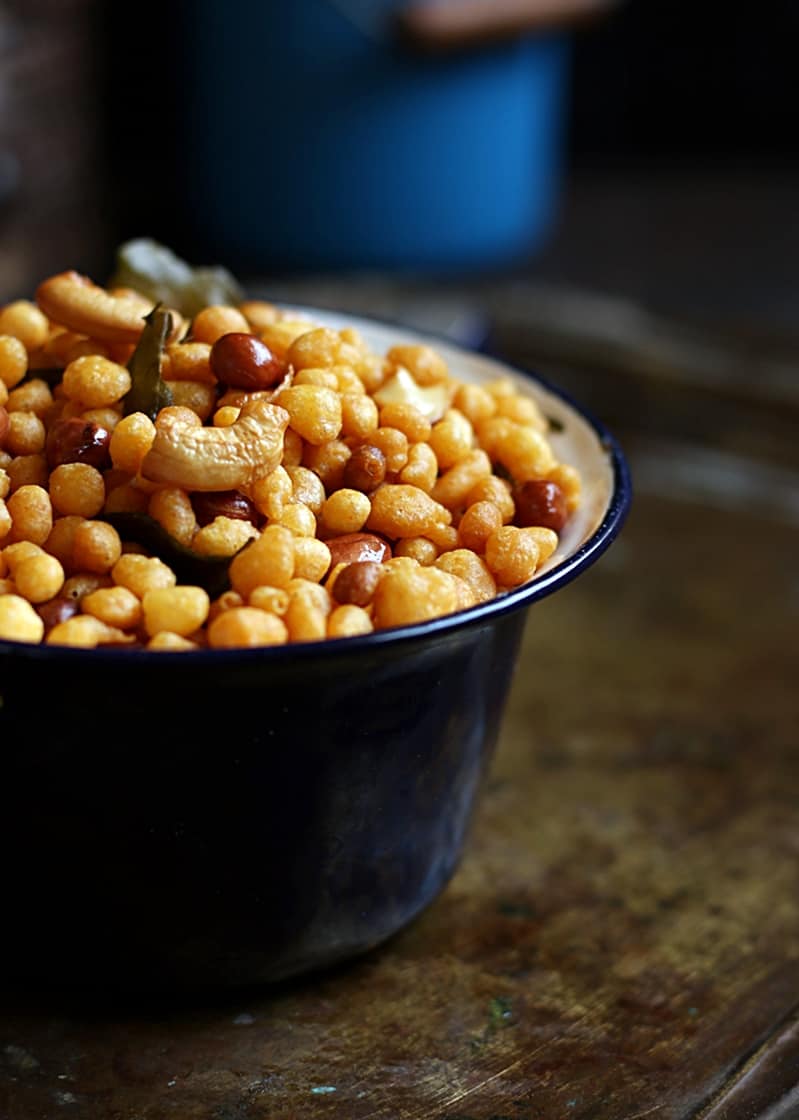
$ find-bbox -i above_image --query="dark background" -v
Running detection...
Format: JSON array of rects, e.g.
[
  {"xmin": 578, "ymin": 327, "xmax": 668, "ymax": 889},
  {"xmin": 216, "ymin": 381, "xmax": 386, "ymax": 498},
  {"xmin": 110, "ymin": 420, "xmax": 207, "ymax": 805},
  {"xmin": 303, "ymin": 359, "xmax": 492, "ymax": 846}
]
[
  {"xmin": 569, "ymin": 1, "xmax": 798, "ymax": 166},
  {"xmin": 0, "ymin": 0, "xmax": 797, "ymax": 328}
]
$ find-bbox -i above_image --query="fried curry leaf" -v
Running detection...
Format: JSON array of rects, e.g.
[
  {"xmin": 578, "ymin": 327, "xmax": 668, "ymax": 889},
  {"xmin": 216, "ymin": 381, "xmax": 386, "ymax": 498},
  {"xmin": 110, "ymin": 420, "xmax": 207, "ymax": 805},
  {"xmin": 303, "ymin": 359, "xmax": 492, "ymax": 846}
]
[
  {"xmin": 123, "ymin": 305, "xmax": 173, "ymax": 420},
  {"xmin": 111, "ymin": 238, "xmax": 243, "ymax": 319},
  {"xmin": 101, "ymin": 512, "xmax": 244, "ymax": 598}
]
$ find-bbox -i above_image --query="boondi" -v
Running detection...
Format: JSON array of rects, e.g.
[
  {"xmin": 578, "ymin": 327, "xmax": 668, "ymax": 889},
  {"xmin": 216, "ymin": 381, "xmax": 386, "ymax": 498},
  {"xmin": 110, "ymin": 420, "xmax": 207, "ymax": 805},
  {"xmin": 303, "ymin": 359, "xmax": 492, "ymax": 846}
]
[{"xmin": 0, "ymin": 270, "xmax": 580, "ymax": 650}]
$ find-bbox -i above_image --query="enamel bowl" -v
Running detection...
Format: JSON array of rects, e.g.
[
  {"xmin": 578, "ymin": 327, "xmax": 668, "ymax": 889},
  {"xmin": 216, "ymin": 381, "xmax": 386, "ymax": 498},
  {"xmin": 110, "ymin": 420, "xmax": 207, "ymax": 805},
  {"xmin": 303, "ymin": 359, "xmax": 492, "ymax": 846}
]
[{"xmin": 0, "ymin": 311, "xmax": 630, "ymax": 991}]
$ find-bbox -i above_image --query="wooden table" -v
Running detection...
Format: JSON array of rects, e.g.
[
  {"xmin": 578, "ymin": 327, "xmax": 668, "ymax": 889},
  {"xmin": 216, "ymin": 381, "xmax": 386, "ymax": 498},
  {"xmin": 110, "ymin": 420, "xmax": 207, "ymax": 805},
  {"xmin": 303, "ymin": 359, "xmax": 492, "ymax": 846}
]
[{"xmin": 2, "ymin": 298, "xmax": 798, "ymax": 1120}]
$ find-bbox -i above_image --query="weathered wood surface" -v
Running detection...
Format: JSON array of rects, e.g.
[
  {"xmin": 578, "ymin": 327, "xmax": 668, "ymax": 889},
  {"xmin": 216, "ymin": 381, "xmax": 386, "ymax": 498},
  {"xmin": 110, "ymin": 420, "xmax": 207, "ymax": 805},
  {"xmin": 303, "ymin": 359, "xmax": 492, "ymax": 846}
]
[{"xmin": 2, "ymin": 482, "xmax": 797, "ymax": 1120}]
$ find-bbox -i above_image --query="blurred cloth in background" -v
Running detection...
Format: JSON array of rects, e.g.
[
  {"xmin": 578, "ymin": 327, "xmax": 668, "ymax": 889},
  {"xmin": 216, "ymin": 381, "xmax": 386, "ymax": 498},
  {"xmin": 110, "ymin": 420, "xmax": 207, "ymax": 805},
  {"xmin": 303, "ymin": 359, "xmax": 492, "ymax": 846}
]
[{"xmin": 0, "ymin": 0, "xmax": 796, "ymax": 330}]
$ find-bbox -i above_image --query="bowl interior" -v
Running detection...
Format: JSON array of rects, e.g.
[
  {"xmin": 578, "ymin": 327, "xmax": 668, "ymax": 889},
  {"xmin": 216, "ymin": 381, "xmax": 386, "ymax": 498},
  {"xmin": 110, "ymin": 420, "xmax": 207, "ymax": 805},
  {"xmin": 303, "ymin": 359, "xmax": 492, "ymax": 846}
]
[
  {"xmin": 288, "ymin": 306, "xmax": 617, "ymax": 575},
  {"xmin": 0, "ymin": 306, "xmax": 626, "ymax": 661}
]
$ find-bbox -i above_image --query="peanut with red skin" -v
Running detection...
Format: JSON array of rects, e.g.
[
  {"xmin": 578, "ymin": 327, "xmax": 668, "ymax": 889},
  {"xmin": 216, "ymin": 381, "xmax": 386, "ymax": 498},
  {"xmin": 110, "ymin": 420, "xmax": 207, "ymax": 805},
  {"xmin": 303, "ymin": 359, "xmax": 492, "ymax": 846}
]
[
  {"xmin": 342, "ymin": 444, "xmax": 386, "ymax": 493},
  {"xmin": 191, "ymin": 490, "xmax": 263, "ymax": 528},
  {"xmin": 514, "ymin": 480, "xmax": 568, "ymax": 532},
  {"xmin": 332, "ymin": 561, "xmax": 382, "ymax": 606},
  {"xmin": 36, "ymin": 596, "xmax": 79, "ymax": 631},
  {"xmin": 45, "ymin": 418, "xmax": 111, "ymax": 471},
  {"xmin": 326, "ymin": 532, "xmax": 392, "ymax": 570},
  {"xmin": 210, "ymin": 333, "xmax": 285, "ymax": 391}
]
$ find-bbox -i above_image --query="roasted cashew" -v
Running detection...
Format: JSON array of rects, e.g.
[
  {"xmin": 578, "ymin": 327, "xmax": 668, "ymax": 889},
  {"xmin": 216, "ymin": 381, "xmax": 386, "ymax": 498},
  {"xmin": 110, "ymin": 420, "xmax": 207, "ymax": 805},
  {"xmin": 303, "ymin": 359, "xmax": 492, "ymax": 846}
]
[
  {"xmin": 36, "ymin": 271, "xmax": 183, "ymax": 345},
  {"xmin": 373, "ymin": 366, "xmax": 453, "ymax": 421},
  {"xmin": 140, "ymin": 397, "xmax": 290, "ymax": 491}
]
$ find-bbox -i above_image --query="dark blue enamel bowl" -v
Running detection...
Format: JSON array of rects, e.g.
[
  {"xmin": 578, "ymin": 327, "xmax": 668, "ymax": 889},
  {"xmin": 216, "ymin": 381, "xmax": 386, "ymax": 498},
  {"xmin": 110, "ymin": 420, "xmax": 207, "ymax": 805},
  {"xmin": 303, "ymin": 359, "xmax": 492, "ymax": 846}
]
[{"xmin": 0, "ymin": 313, "xmax": 630, "ymax": 991}]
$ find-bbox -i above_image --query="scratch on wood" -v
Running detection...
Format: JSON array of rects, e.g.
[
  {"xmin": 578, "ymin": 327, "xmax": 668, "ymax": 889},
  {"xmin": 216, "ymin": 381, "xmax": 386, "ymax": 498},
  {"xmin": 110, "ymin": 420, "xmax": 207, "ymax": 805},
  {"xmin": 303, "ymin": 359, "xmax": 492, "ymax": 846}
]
[
  {"xmin": 356, "ymin": 1006, "xmax": 602, "ymax": 1120},
  {"xmin": 440, "ymin": 1052, "xmax": 529, "ymax": 1110},
  {"xmin": 438, "ymin": 1009, "xmax": 600, "ymax": 1115}
]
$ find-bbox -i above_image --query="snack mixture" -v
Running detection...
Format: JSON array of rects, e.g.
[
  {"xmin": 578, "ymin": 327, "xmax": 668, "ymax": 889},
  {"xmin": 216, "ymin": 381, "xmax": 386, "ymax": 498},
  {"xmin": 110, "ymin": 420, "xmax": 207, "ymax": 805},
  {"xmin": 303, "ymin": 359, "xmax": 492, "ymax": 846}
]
[{"xmin": 0, "ymin": 269, "xmax": 581, "ymax": 650}]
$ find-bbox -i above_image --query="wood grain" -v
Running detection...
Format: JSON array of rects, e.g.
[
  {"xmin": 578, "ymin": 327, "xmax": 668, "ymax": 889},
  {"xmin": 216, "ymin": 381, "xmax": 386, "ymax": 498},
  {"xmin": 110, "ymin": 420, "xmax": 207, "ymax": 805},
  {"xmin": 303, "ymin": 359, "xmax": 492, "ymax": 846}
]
[{"xmin": 1, "ymin": 484, "xmax": 797, "ymax": 1119}]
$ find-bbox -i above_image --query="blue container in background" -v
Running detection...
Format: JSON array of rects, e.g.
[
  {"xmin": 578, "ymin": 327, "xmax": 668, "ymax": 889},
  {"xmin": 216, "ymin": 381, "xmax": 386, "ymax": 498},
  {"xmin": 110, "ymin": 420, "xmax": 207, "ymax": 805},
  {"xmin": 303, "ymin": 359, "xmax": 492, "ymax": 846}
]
[{"xmin": 182, "ymin": 0, "xmax": 570, "ymax": 272}]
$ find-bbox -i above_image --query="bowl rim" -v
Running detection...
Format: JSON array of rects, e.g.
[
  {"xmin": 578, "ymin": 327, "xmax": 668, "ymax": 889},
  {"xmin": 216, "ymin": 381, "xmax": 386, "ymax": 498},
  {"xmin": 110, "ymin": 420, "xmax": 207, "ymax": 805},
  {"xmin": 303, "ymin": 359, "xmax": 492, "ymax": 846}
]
[{"xmin": 0, "ymin": 308, "xmax": 631, "ymax": 665}]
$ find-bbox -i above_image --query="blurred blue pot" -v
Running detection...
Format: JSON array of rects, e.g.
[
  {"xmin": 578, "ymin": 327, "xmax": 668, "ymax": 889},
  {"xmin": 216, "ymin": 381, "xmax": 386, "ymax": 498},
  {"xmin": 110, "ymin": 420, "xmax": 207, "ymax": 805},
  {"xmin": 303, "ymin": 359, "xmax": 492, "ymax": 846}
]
[{"xmin": 181, "ymin": 0, "xmax": 570, "ymax": 271}]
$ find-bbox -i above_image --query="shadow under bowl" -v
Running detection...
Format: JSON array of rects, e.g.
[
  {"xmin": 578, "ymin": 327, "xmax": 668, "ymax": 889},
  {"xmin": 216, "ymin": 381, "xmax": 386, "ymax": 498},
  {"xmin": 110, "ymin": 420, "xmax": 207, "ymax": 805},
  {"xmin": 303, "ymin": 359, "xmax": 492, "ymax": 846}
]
[{"xmin": 0, "ymin": 312, "xmax": 630, "ymax": 991}]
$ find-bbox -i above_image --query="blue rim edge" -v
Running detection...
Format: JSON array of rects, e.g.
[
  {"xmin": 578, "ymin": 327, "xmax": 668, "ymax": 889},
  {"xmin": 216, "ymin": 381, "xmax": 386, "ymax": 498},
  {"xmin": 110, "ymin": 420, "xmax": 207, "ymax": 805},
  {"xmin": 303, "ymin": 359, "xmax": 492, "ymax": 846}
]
[{"xmin": 0, "ymin": 315, "xmax": 632, "ymax": 667}]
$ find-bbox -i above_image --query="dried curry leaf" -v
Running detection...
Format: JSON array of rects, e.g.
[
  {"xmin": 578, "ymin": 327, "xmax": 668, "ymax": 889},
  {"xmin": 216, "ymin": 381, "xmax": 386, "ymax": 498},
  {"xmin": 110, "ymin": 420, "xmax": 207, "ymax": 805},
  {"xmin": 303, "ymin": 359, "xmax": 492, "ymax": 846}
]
[
  {"xmin": 123, "ymin": 305, "xmax": 173, "ymax": 420},
  {"xmin": 111, "ymin": 238, "xmax": 243, "ymax": 319},
  {"xmin": 100, "ymin": 512, "xmax": 244, "ymax": 598}
]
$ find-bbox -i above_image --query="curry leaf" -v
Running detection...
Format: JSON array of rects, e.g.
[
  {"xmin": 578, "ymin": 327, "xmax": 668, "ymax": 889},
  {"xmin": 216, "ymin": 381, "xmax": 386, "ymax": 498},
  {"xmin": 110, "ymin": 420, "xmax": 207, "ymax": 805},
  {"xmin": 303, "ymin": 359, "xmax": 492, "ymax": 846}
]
[
  {"xmin": 123, "ymin": 305, "xmax": 173, "ymax": 420},
  {"xmin": 111, "ymin": 238, "xmax": 243, "ymax": 319},
  {"xmin": 100, "ymin": 512, "xmax": 245, "ymax": 598}
]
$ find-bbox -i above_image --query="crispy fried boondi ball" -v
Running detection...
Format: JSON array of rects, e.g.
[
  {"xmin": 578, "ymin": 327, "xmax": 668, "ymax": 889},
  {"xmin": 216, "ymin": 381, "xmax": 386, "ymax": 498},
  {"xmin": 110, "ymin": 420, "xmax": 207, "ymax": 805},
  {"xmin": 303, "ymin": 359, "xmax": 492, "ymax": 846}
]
[{"xmin": 0, "ymin": 271, "xmax": 579, "ymax": 648}]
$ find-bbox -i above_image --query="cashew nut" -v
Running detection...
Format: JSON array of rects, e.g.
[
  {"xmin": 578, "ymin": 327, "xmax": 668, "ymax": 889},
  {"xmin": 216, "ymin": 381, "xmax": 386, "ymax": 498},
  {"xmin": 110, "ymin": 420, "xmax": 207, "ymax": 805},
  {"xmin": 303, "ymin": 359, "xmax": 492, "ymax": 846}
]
[
  {"xmin": 373, "ymin": 366, "xmax": 453, "ymax": 421},
  {"xmin": 36, "ymin": 271, "xmax": 184, "ymax": 345},
  {"xmin": 140, "ymin": 397, "xmax": 289, "ymax": 491}
]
